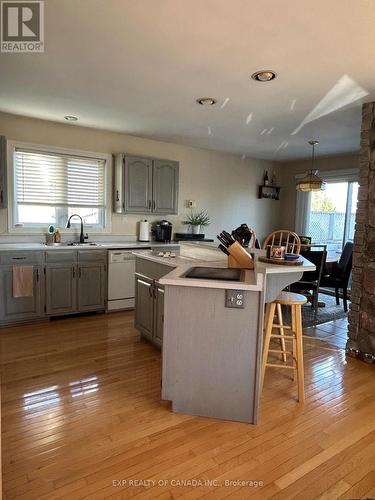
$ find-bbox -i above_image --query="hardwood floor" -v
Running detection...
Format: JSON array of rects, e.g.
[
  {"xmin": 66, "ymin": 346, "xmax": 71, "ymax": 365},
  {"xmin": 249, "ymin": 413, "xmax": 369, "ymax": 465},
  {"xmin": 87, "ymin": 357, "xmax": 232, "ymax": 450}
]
[{"xmin": 0, "ymin": 312, "xmax": 374, "ymax": 500}]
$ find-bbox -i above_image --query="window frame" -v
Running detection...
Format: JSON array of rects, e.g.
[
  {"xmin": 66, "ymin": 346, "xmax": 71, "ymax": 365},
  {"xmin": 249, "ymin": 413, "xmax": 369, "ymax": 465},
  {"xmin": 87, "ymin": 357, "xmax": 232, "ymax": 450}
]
[
  {"xmin": 295, "ymin": 168, "xmax": 359, "ymax": 248},
  {"xmin": 7, "ymin": 141, "xmax": 112, "ymax": 234}
]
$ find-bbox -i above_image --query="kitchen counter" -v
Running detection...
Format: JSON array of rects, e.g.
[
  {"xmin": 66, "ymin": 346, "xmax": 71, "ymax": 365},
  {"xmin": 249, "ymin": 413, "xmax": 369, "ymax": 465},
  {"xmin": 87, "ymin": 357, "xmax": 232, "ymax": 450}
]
[
  {"xmin": 133, "ymin": 243, "xmax": 316, "ymax": 425},
  {"xmin": 132, "ymin": 249, "xmax": 197, "ymax": 268},
  {"xmin": 0, "ymin": 242, "xmax": 179, "ymax": 251},
  {"xmin": 133, "ymin": 246, "xmax": 263, "ymax": 291},
  {"xmin": 134, "ymin": 245, "xmax": 315, "ymax": 294},
  {"xmin": 148, "ymin": 246, "xmax": 315, "ymax": 295}
]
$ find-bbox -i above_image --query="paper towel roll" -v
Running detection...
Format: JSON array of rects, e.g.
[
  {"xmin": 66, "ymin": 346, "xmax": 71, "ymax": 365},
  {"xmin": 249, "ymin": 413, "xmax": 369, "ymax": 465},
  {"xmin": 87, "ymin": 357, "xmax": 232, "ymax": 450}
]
[{"xmin": 139, "ymin": 220, "xmax": 150, "ymax": 241}]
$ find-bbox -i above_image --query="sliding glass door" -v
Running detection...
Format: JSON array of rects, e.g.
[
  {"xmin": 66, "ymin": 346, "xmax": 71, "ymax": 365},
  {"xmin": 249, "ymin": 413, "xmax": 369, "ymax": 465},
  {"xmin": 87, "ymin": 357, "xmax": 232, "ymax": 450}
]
[{"xmin": 306, "ymin": 181, "xmax": 358, "ymax": 252}]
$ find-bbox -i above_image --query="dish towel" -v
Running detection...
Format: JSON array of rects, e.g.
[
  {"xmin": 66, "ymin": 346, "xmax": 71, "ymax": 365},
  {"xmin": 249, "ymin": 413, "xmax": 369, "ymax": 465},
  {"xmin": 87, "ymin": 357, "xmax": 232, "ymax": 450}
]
[{"xmin": 13, "ymin": 266, "xmax": 34, "ymax": 298}]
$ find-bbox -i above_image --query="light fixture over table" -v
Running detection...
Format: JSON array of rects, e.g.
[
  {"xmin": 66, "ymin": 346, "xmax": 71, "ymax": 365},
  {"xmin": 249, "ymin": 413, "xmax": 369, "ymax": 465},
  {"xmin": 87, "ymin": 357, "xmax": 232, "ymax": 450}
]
[{"xmin": 296, "ymin": 140, "xmax": 326, "ymax": 192}]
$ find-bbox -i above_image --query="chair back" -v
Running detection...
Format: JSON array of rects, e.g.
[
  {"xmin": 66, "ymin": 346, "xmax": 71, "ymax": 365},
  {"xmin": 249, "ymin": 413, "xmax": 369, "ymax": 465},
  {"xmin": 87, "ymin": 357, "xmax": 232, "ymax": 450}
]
[
  {"xmin": 335, "ymin": 242, "xmax": 353, "ymax": 283},
  {"xmin": 263, "ymin": 230, "xmax": 301, "ymax": 254},
  {"xmin": 300, "ymin": 245, "xmax": 327, "ymax": 284},
  {"xmin": 299, "ymin": 235, "xmax": 312, "ymax": 251}
]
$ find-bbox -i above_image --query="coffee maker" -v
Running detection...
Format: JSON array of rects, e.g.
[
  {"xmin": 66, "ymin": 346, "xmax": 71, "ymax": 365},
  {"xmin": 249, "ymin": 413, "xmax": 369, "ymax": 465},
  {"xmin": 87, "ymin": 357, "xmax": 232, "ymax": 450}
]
[{"xmin": 153, "ymin": 220, "xmax": 172, "ymax": 243}]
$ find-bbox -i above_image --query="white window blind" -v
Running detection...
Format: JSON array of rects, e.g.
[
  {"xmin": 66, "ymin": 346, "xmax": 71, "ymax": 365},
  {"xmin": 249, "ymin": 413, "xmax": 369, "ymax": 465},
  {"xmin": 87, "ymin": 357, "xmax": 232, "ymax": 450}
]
[{"xmin": 15, "ymin": 148, "xmax": 106, "ymax": 208}]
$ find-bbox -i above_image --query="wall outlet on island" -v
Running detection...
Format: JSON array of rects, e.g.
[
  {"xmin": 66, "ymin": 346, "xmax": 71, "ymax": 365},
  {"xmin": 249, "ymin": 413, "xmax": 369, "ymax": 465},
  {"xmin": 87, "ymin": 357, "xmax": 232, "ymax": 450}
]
[
  {"xmin": 186, "ymin": 200, "xmax": 196, "ymax": 208},
  {"xmin": 225, "ymin": 290, "xmax": 245, "ymax": 309}
]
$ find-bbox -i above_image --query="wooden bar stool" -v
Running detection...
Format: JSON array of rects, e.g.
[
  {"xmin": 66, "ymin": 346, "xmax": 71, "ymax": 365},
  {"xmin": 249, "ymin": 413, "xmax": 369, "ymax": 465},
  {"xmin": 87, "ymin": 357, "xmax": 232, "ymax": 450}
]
[{"xmin": 260, "ymin": 292, "xmax": 307, "ymax": 402}]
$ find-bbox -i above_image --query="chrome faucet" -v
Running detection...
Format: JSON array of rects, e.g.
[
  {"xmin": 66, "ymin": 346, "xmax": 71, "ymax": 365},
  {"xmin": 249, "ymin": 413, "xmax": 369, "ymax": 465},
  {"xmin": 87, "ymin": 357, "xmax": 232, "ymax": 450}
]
[{"xmin": 66, "ymin": 214, "xmax": 87, "ymax": 244}]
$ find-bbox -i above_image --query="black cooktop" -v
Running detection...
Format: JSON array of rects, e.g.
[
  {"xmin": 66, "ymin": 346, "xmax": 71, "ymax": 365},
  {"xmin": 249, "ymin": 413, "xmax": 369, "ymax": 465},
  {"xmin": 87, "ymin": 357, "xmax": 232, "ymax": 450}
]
[{"xmin": 185, "ymin": 267, "xmax": 243, "ymax": 281}]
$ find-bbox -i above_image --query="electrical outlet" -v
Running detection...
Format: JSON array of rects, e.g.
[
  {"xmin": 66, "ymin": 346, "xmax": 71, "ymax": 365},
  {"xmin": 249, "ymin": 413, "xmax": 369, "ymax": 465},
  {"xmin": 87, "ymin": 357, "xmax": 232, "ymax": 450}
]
[
  {"xmin": 186, "ymin": 200, "xmax": 196, "ymax": 208},
  {"xmin": 225, "ymin": 290, "xmax": 245, "ymax": 309}
]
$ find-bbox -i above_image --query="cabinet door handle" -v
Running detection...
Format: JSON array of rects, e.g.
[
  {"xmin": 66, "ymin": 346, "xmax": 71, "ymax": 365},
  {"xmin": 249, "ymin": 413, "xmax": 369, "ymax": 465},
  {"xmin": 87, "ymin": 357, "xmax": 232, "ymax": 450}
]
[
  {"xmin": 153, "ymin": 200, "xmax": 156, "ymax": 210},
  {"xmin": 148, "ymin": 199, "xmax": 151, "ymax": 210},
  {"xmin": 0, "ymin": 190, "xmax": 3, "ymax": 205},
  {"xmin": 116, "ymin": 190, "xmax": 120, "ymax": 202},
  {"xmin": 79, "ymin": 267, "xmax": 82, "ymax": 278},
  {"xmin": 148, "ymin": 285, "xmax": 153, "ymax": 297},
  {"xmin": 72, "ymin": 267, "xmax": 75, "ymax": 278},
  {"xmin": 12, "ymin": 257, "xmax": 27, "ymax": 260},
  {"xmin": 36, "ymin": 268, "xmax": 39, "ymax": 282}
]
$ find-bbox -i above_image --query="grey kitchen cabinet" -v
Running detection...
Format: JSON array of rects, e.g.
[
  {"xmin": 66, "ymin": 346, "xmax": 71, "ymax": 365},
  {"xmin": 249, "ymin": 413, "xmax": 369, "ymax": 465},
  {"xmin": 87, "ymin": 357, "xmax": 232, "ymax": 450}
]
[
  {"xmin": 0, "ymin": 249, "xmax": 107, "ymax": 324},
  {"xmin": 45, "ymin": 250, "xmax": 107, "ymax": 317},
  {"xmin": 153, "ymin": 160, "xmax": 179, "ymax": 214},
  {"xmin": 153, "ymin": 282, "xmax": 165, "ymax": 348},
  {"xmin": 77, "ymin": 263, "xmax": 106, "ymax": 312},
  {"xmin": 134, "ymin": 257, "xmax": 173, "ymax": 347},
  {"xmin": 0, "ymin": 266, "xmax": 42, "ymax": 322},
  {"xmin": 114, "ymin": 154, "xmax": 179, "ymax": 215},
  {"xmin": 124, "ymin": 156, "xmax": 153, "ymax": 213},
  {"xmin": 0, "ymin": 136, "xmax": 7, "ymax": 208},
  {"xmin": 45, "ymin": 265, "xmax": 77, "ymax": 315},
  {"xmin": 135, "ymin": 274, "xmax": 154, "ymax": 341}
]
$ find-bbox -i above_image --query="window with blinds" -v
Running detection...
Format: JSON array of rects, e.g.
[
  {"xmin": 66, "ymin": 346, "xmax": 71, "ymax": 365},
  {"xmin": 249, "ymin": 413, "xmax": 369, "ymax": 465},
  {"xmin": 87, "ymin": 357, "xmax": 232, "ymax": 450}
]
[{"xmin": 13, "ymin": 146, "xmax": 108, "ymax": 229}]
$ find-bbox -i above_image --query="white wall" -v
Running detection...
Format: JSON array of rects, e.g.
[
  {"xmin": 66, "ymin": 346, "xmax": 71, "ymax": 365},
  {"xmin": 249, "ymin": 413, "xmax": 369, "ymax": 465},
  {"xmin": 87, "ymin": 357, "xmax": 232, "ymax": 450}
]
[{"xmin": 0, "ymin": 112, "xmax": 282, "ymax": 242}]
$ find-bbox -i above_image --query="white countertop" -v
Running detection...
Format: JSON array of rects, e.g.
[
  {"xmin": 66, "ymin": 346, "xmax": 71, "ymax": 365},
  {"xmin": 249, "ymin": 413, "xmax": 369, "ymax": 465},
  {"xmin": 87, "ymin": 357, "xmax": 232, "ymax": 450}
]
[
  {"xmin": 134, "ymin": 244, "xmax": 315, "ymax": 291},
  {"xmin": 0, "ymin": 242, "xmax": 179, "ymax": 251},
  {"xmin": 132, "ymin": 249, "xmax": 199, "ymax": 267}
]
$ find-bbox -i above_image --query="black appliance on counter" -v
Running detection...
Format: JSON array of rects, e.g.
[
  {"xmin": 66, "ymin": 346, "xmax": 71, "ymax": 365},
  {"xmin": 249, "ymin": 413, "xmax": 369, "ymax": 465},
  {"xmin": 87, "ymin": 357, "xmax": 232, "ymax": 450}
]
[
  {"xmin": 153, "ymin": 220, "xmax": 172, "ymax": 242},
  {"xmin": 174, "ymin": 233, "xmax": 214, "ymax": 242},
  {"xmin": 231, "ymin": 223, "xmax": 259, "ymax": 248}
]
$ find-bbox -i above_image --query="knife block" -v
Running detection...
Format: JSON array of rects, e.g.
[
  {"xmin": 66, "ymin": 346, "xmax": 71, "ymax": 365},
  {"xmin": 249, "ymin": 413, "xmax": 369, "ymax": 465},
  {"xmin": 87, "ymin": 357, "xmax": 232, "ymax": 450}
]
[{"xmin": 227, "ymin": 241, "xmax": 254, "ymax": 269}]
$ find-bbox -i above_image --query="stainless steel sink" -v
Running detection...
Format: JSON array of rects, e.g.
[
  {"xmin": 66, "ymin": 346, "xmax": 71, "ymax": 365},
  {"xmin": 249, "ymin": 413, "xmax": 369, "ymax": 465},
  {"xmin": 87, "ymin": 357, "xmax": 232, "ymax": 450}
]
[
  {"xmin": 66, "ymin": 242, "xmax": 100, "ymax": 247},
  {"xmin": 44, "ymin": 242, "xmax": 100, "ymax": 247}
]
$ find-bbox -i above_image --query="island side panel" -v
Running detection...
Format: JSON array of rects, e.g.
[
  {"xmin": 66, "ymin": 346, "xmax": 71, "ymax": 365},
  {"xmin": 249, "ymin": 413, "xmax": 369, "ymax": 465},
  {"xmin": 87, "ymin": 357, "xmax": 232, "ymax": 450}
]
[
  {"xmin": 264, "ymin": 270, "xmax": 304, "ymax": 302},
  {"xmin": 162, "ymin": 285, "xmax": 263, "ymax": 424}
]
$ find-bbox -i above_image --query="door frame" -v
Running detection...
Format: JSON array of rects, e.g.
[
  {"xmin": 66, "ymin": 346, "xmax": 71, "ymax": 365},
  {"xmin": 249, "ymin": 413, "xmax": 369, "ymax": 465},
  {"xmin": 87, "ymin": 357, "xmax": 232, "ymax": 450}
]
[{"xmin": 295, "ymin": 168, "xmax": 359, "ymax": 244}]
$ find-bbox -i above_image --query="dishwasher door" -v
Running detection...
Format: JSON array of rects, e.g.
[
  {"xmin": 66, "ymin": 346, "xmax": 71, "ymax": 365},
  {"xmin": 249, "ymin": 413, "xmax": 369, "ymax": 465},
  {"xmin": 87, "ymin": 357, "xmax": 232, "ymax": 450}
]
[{"xmin": 108, "ymin": 251, "xmax": 136, "ymax": 310}]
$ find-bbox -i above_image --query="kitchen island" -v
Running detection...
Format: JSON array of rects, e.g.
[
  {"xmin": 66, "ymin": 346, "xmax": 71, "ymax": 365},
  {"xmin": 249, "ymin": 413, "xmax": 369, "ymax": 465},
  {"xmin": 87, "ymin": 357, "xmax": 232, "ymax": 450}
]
[{"xmin": 134, "ymin": 244, "xmax": 315, "ymax": 424}]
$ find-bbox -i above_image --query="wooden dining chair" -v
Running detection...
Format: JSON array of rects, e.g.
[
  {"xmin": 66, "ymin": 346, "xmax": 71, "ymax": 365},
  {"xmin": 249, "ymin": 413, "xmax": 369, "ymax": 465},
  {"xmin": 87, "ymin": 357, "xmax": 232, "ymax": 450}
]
[{"xmin": 263, "ymin": 230, "xmax": 301, "ymax": 255}]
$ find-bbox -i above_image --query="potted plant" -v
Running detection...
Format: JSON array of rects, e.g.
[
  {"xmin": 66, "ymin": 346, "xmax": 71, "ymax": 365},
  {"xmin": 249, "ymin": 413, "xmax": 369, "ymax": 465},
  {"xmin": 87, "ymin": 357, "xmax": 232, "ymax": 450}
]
[{"xmin": 183, "ymin": 210, "xmax": 210, "ymax": 235}]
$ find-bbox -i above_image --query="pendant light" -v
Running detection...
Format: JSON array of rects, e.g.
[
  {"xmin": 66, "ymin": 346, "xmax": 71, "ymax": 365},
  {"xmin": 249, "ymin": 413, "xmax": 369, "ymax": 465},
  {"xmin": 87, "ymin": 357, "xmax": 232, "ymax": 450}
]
[{"xmin": 296, "ymin": 140, "xmax": 326, "ymax": 192}]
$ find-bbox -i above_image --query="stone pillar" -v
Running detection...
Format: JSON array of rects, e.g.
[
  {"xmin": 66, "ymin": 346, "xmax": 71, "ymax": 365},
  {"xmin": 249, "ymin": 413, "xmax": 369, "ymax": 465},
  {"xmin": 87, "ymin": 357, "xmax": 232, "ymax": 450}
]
[{"xmin": 347, "ymin": 102, "xmax": 375, "ymax": 361}]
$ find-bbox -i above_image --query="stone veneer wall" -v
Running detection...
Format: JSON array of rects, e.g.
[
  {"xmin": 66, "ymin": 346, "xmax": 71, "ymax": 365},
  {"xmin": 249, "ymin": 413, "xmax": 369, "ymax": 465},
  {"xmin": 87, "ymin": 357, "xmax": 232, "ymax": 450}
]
[{"xmin": 348, "ymin": 102, "xmax": 375, "ymax": 359}]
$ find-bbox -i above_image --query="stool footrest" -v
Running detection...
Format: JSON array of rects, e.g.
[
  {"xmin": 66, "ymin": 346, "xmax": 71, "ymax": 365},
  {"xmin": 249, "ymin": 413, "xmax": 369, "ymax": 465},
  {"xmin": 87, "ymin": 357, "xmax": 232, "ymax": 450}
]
[
  {"xmin": 270, "ymin": 334, "xmax": 295, "ymax": 339},
  {"xmin": 272, "ymin": 324, "xmax": 292, "ymax": 330},
  {"xmin": 266, "ymin": 362, "xmax": 296, "ymax": 370},
  {"xmin": 268, "ymin": 349, "xmax": 293, "ymax": 355}
]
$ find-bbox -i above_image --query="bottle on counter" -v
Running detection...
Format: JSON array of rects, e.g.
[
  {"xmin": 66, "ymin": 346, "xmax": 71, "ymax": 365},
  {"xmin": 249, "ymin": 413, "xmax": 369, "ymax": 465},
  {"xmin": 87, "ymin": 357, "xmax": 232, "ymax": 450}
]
[
  {"xmin": 54, "ymin": 228, "xmax": 61, "ymax": 243},
  {"xmin": 264, "ymin": 171, "xmax": 269, "ymax": 186}
]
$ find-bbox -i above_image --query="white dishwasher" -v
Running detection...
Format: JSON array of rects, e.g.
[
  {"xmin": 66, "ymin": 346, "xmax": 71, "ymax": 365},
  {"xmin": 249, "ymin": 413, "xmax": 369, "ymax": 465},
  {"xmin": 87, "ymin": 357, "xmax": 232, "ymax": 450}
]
[{"xmin": 108, "ymin": 250, "xmax": 145, "ymax": 311}]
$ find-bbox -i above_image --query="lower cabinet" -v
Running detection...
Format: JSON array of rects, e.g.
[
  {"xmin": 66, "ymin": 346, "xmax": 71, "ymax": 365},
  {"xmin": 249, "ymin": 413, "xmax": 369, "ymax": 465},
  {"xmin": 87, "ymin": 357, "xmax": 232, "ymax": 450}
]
[
  {"xmin": 135, "ymin": 273, "xmax": 165, "ymax": 348},
  {"xmin": 77, "ymin": 264, "xmax": 106, "ymax": 312},
  {"xmin": 45, "ymin": 251, "xmax": 107, "ymax": 317},
  {"xmin": 0, "ymin": 249, "xmax": 107, "ymax": 324},
  {"xmin": 0, "ymin": 266, "xmax": 43, "ymax": 322},
  {"xmin": 46, "ymin": 265, "xmax": 77, "ymax": 315},
  {"xmin": 153, "ymin": 283, "xmax": 164, "ymax": 348},
  {"xmin": 135, "ymin": 275, "xmax": 154, "ymax": 341}
]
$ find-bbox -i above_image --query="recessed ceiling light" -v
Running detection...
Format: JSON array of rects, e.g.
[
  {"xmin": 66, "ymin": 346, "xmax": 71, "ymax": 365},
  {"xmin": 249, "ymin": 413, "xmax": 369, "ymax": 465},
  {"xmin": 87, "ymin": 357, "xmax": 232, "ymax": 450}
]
[
  {"xmin": 196, "ymin": 97, "xmax": 217, "ymax": 106},
  {"xmin": 251, "ymin": 70, "xmax": 277, "ymax": 82},
  {"xmin": 64, "ymin": 115, "xmax": 78, "ymax": 121}
]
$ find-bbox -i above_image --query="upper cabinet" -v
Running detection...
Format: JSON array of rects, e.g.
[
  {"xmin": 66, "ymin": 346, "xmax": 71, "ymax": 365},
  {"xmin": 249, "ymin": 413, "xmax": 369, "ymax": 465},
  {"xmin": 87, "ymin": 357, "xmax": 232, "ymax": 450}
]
[
  {"xmin": 153, "ymin": 160, "xmax": 179, "ymax": 214},
  {"xmin": 113, "ymin": 154, "xmax": 179, "ymax": 215},
  {"xmin": 0, "ymin": 136, "xmax": 7, "ymax": 208},
  {"xmin": 124, "ymin": 156, "xmax": 153, "ymax": 213}
]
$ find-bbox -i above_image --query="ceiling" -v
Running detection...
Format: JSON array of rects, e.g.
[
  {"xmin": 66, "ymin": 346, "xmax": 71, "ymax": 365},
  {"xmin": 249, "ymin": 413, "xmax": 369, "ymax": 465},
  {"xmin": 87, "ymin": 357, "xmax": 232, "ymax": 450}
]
[{"xmin": 0, "ymin": 0, "xmax": 374, "ymax": 160}]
